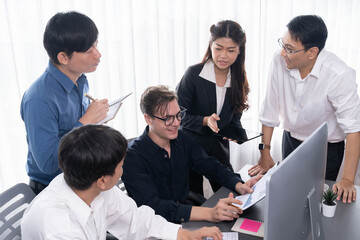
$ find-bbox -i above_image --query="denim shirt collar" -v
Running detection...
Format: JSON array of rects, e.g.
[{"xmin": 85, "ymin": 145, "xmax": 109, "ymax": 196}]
[{"xmin": 47, "ymin": 60, "xmax": 87, "ymax": 94}]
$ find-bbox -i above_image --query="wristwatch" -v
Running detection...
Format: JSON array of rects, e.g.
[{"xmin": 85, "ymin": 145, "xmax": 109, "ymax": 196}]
[{"xmin": 259, "ymin": 143, "xmax": 271, "ymax": 150}]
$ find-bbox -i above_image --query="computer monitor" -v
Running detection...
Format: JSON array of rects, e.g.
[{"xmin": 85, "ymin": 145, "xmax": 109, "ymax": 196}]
[{"xmin": 264, "ymin": 123, "xmax": 328, "ymax": 240}]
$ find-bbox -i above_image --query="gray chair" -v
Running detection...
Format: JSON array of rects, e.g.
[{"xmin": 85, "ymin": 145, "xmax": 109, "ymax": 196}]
[
  {"xmin": 0, "ymin": 183, "xmax": 35, "ymax": 240},
  {"xmin": 116, "ymin": 178, "xmax": 127, "ymax": 194}
]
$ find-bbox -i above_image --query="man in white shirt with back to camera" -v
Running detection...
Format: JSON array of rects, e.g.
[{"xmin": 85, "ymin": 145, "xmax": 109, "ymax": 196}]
[
  {"xmin": 249, "ymin": 15, "xmax": 360, "ymax": 204},
  {"xmin": 21, "ymin": 124, "xmax": 222, "ymax": 240}
]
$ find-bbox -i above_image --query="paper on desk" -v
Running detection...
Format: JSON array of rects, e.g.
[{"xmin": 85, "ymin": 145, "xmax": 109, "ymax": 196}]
[
  {"xmin": 204, "ymin": 232, "xmax": 238, "ymax": 240},
  {"xmin": 97, "ymin": 92, "xmax": 132, "ymax": 125},
  {"xmin": 237, "ymin": 164, "xmax": 253, "ymax": 182},
  {"xmin": 234, "ymin": 163, "xmax": 278, "ymax": 210}
]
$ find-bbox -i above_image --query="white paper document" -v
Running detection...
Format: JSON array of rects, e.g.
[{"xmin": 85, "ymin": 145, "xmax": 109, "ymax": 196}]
[
  {"xmin": 97, "ymin": 92, "xmax": 132, "ymax": 124},
  {"xmin": 204, "ymin": 232, "xmax": 238, "ymax": 240},
  {"xmin": 233, "ymin": 163, "xmax": 279, "ymax": 210},
  {"xmin": 237, "ymin": 164, "xmax": 253, "ymax": 182}
]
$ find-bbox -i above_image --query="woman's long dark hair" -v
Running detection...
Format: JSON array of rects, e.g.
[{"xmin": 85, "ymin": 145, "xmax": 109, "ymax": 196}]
[{"xmin": 202, "ymin": 20, "xmax": 249, "ymax": 113}]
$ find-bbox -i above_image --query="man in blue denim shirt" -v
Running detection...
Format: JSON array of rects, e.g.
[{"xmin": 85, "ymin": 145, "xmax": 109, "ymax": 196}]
[{"xmin": 20, "ymin": 11, "xmax": 109, "ymax": 194}]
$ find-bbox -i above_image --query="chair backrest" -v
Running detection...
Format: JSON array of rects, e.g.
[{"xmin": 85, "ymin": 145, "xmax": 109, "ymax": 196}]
[
  {"xmin": 114, "ymin": 138, "xmax": 135, "ymax": 196},
  {"xmin": 127, "ymin": 137, "xmax": 136, "ymax": 144},
  {"xmin": 116, "ymin": 179, "xmax": 127, "ymax": 195},
  {"xmin": 0, "ymin": 183, "xmax": 35, "ymax": 240}
]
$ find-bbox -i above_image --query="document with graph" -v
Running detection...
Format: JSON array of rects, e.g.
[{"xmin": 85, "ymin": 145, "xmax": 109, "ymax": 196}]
[{"xmin": 233, "ymin": 163, "xmax": 279, "ymax": 210}]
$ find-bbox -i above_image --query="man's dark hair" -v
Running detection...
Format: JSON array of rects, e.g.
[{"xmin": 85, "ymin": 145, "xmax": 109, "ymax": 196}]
[
  {"xmin": 58, "ymin": 125, "xmax": 127, "ymax": 190},
  {"xmin": 43, "ymin": 11, "xmax": 98, "ymax": 64},
  {"xmin": 287, "ymin": 15, "xmax": 328, "ymax": 52},
  {"xmin": 140, "ymin": 85, "xmax": 178, "ymax": 117}
]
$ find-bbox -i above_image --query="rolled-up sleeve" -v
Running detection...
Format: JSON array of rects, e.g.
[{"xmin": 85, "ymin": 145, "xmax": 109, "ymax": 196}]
[
  {"xmin": 328, "ymin": 69, "xmax": 360, "ymax": 133},
  {"xmin": 259, "ymin": 55, "xmax": 282, "ymax": 128}
]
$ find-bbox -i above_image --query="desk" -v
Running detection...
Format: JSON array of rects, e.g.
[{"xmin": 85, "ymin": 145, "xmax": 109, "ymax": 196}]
[{"xmin": 182, "ymin": 181, "xmax": 360, "ymax": 239}]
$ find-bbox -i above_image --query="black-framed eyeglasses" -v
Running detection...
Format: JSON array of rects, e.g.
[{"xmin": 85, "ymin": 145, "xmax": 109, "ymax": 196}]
[
  {"xmin": 149, "ymin": 106, "xmax": 187, "ymax": 126},
  {"xmin": 278, "ymin": 38, "xmax": 305, "ymax": 55}
]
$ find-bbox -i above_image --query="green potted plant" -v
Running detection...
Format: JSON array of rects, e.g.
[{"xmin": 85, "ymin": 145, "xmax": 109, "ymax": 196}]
[{"xmin": 322, "ymin": 189, "xmax": 338, "ymax": 217}]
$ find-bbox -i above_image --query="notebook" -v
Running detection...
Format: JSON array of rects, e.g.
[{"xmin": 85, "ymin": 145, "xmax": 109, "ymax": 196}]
[
  {"xmin": 231, "ymin": 217, "xmax": 264, "ymax": 237},
  {"xmin": 96, "ymin": 92, "xmax": 132, "ymax": 124}
]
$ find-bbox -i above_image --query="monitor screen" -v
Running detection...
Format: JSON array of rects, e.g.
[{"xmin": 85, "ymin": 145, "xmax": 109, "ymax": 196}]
[{"xmin": 264, "ymin": 123, "xmax": 328, "ymax": 240}]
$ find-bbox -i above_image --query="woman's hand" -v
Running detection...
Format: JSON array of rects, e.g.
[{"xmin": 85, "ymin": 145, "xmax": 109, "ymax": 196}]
[{"xmin": 204, "ymin": 113, "xmax": 220, "ymax": 133}]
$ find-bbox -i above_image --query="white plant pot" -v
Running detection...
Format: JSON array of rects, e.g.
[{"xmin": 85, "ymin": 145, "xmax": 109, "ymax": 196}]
[{"xmin": 322, "ymin": 201, "xmax": 337, "ymax": 217}]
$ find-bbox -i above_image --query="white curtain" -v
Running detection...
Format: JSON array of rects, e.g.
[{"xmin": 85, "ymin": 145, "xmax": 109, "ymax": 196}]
[{"xmin": 1, "ymin": 0, "xmax": 359, "ymax": 192}]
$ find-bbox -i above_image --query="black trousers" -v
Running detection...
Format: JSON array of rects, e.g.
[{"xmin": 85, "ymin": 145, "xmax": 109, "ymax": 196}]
[
  {"xmin": 282, "ymin": 130, "xmax": 344, "ymax": 181},
  {"xmin": 29, "ymin": 179, "xmax": 48, "ymax": 195},
  {"xmin": 189, "ymin": 136, "xmax": 233, "ymax": 196}
]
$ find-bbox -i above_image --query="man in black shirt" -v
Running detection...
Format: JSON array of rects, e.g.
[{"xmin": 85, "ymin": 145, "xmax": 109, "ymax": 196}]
[{"xmin": 123, "ymin": 85, "xmax": 260, "ymax": 223}]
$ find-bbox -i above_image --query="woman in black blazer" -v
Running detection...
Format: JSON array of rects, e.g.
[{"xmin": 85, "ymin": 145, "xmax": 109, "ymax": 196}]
[{"xmin": 176, "ymin": 20, "xmax": 249, "ymax": 196}]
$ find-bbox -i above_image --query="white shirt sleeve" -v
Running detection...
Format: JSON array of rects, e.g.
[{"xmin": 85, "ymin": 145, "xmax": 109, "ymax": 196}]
[
  {"xmin": 106, "ymin": 187, "xmax": 181, "ymax": 240},
  {"xmin": 21, "ymin": 175, "xmax": 181, "ymax": 240},
  {"xmin": 259, "ymin": 52, "xmax": 282, "ymax": 128},
  {"xmin": 327, "ymin": 67, "xmax": 360, "ymax": 133}
]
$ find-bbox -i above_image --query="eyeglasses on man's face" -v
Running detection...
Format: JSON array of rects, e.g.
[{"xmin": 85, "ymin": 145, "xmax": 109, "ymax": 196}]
[
  {"xmin": 149, "ymin": 106, "xmax": 187, "ymax": 126},
  {"xmin": 278, "ymin": 38, "xmax": 305, "ymax": 55}
]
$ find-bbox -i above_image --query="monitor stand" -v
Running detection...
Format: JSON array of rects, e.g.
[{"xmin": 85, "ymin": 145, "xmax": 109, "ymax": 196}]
[{"xmin": 307, "ymin": 187, "xmax": 325, "ymax": 240}]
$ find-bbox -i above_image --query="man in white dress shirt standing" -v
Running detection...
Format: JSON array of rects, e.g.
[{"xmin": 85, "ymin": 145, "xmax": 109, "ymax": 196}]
[
  {"xmin": 249, "ymin": 15, "xmax": 360, "ymax": 204},
  {"xmin": 21, "ymin": 125, "xmax": 222, "ymax": 240}
]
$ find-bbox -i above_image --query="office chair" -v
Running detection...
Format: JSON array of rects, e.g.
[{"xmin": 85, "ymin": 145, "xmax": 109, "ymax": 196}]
[
  {"xmin": 112, "ymin": 137, "xmax": 135, "ymax": 195},
  {"xmin": 187, "ymin": 190, "xmax": 207, "ymax": 206},
  {"xmin": 0, "ymin": 183, "xmax": 35, "ymax": 240},
  {"xmin": 116, "ymin": 178, "xmax": 127, "ymax": 194}
]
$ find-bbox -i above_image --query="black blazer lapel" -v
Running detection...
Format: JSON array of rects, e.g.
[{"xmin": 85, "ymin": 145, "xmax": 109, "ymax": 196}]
[
  {"xmin": 201, "ymin": 79, "xmax": 217, "ymax": 114},
  {"xmin": 218, "ymin": 88, "xmax": 233, "ymax": 129}
]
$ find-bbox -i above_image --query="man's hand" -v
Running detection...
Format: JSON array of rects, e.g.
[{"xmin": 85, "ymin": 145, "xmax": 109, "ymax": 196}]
[
  {"xmin": 209, "ymin": 192, "xmax": 243, "ymax": 222},
  {"xmin": 248, "ymin": 153, "xmax": 275, "ymax": 176},
  {"xmin": 332, "ymin": 179, "xmax": 357, "ymax": 203},
  {"xmin": 204, "ymin": 113, "xmax": 220, "ymax": 133},
  {"xmin": 79, "ymin": 99, "xmax": 109, "ymax": 124},
  {"xmin": 177, "ymin": 227, "xmax": 222, "ymax": 240},
  {"xmin": 235, "ymin": 175, "xmax": 262, "ymax": 195}
]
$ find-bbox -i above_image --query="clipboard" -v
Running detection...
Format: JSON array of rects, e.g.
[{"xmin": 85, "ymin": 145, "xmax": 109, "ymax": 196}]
[
  {"xmin": 215, "ymin": 126, "xmax": 263, "ymax": 144},
  {"xmin": 97, "ymin": 92, "xmax": 132, "ymax": 124}
]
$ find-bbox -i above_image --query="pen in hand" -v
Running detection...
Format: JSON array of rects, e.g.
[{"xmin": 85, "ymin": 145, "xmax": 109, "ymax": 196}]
[{"xmin": 85, "ymin": 93, "xmax": 96, "ymax": 102}]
